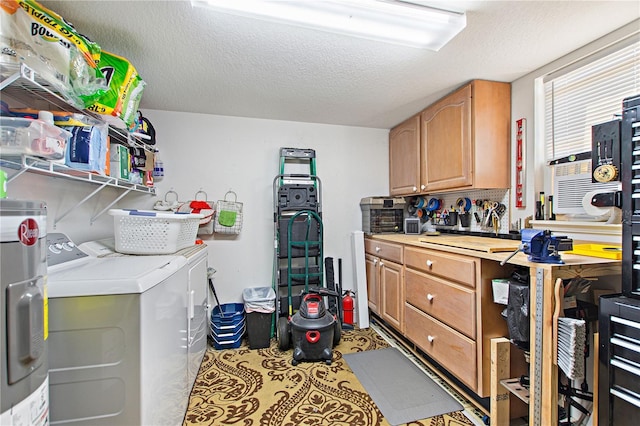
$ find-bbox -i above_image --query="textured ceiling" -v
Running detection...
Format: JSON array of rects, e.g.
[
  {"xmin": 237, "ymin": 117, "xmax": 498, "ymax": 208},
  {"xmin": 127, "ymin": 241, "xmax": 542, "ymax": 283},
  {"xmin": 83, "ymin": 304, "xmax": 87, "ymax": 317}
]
[{"xmin": 39, "ymin": 0, "xmax": 640, "ymax": 129}]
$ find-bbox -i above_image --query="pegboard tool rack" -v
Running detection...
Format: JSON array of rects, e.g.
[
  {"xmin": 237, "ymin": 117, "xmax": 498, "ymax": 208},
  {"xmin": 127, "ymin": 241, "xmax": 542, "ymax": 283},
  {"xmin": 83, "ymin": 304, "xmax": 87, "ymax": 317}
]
[{"xmin": 408, "ymin": 188, "xmax": 511, "ymax": 234}]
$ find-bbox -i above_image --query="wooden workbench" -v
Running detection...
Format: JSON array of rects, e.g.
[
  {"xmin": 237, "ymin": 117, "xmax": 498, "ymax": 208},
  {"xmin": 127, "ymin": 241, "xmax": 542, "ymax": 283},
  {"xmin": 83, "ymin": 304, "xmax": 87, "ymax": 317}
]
[{"xmin": 367, "ymin": 233, "xmax": 621, "ymax": 424}]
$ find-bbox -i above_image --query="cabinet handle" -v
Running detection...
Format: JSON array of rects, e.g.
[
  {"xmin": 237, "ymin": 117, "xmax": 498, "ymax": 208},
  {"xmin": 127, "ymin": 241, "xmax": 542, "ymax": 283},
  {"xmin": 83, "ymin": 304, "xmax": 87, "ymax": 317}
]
[
  {"xmin": 375, "ymin": 246, "xmax": 381, "ymax": 253},
  {"xmin": 421, "ymin": 184, "xmax": 426, "ymax": 190},
  {"xmin": 427, "ymin": 335, "xmax": 435, "ymax": 343},
  {"xmin": 426, "ymin": 260, "xmax": 433, "ymax": 268},
  {"xmin": 373, "ymin": 259, "xmax": 378, "ymax": 265},
  {"xmin": 412, "ymin": 186, "xmax": 417, "ymax": 192},
  {"xmin": 380, "ymin": 261, "xmax": 384, "ymax": 267},
  {"xmin": 427, "ymin": 293, "xmax": 434, "ymax": 302}
]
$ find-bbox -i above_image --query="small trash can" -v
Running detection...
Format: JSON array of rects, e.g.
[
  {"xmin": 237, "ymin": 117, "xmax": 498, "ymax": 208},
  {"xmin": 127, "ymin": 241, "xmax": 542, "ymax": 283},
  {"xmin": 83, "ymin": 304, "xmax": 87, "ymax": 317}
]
[{"xmin": 243, "ymin": 287, "xmax": 276, "ymax": 349}]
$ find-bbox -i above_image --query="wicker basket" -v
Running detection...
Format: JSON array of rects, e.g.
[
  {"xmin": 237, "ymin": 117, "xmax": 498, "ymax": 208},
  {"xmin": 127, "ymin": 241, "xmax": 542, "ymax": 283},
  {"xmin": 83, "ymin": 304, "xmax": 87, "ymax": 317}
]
[{"xmin": 109, "ymin": 209, "xmax": 203, "ymax": 254}]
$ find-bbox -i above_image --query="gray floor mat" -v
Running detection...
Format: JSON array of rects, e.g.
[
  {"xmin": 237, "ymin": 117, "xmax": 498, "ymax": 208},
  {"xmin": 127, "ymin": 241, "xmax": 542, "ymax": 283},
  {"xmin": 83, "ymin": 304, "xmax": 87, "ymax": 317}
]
[{"xmin": 344, "ymin": 347, "xmax": 463, "ymax": 426}]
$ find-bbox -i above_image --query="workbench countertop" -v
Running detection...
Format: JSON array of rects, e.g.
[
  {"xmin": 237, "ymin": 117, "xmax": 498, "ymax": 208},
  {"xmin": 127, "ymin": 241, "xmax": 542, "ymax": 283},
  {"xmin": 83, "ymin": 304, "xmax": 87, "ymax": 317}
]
[{"xmin": 366, "ymin": 233, "xmax": 621, "ymax": 269}]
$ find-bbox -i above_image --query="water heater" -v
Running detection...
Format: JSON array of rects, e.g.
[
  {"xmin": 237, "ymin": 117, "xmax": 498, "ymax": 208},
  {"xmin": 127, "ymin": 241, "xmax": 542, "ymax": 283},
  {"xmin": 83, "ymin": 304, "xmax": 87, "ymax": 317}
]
[{"xmin": 0, "ymin": 199, "xmax": 49, "ymax": 426}]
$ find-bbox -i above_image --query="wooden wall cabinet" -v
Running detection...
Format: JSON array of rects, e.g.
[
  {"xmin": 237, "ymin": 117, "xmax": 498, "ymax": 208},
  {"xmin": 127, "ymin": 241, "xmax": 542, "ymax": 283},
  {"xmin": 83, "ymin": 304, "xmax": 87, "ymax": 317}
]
[
  {"xmin": 389, "ymin": 114, "xmax": 421, "ymax": 196},
  {"xmin": 421, "ymin": 80, "xmax": 511, "ymax": 193},
  {"xmin": 364, "ymin": 239, "xmax": 404, "ymax": 332},
  {"xmin": 389, "ymin": 80, "xmax": 511, "ymax": 195}
]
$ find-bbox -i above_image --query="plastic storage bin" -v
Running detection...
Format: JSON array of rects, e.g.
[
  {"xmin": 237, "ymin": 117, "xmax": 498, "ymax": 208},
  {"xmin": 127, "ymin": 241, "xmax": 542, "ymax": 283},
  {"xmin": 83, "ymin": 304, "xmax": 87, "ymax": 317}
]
[
  {"xmin": 211, "ymin": 318, "xmax": 245, "ymax": 336},
  {"xmin": 211, "ymin": 303, "xmax": 245, "ymax": 326},
  {"xmin": 211, "ymin": 303, "xmax": 245, "ymax": 330},
  {"xmin": 0, "ymin": 116, "xmax": 70, "ymax": 160},
  {"xmin": 243, "ymin": 287, "xmax": 276, "ymax": 349},
  {"xmin": 211, "ymin": 303, "xmax": 245, "ymax": 350},
  {"xmin": 211, "ymin": 325, "xmax": 245, "ymax": 350},
  {"xmin": 108, "ymin": 209, "xmax": 202, "ymax": 254}
]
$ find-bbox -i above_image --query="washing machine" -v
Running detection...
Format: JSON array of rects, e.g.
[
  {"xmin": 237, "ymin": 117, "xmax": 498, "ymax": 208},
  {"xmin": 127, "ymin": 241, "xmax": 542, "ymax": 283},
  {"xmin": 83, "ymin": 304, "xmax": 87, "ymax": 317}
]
[
  {"xmin": 0, "ymin": 199, "xmax": 49, "ymax": 426},
  {"xmin": 46, "ymin": 233, "xmax": 199, "ymax": 426},
  {"xmin": 79, "ymin": 237, "xmax": 209, "ymax": 390}
]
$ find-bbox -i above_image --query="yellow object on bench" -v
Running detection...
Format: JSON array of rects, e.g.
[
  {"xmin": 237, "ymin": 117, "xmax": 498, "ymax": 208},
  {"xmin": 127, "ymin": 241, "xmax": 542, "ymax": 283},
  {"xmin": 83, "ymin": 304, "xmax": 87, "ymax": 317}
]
[{"xmin": 566, "ymin": 244, "xmax": 622, "ymax": 260}]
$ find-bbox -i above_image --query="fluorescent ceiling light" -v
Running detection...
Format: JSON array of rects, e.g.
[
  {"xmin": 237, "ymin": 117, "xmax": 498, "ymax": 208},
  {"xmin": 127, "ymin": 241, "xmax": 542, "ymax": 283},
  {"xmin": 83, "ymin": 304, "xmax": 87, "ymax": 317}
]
[{"xmin": 192, "ymin": 0, "xmax": 466, "ymax": 50}]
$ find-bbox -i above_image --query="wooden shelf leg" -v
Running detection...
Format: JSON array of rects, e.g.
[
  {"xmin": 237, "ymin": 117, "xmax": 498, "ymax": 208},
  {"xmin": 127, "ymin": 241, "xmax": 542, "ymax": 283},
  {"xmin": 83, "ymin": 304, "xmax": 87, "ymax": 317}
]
[{"xmin": 491, "ymin": 337, "xmax": 511, "ymax": 426}]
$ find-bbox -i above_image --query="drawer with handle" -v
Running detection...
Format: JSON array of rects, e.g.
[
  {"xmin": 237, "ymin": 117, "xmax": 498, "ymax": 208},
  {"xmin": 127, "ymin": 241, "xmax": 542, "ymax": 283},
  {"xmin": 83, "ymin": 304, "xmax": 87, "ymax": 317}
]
[
  {"xmin": 404, "ymin": 246, "xmax": 475, "ymax": 288},
  {"xmin": 364, "ymin": 239, "xmax": 403, "ymax": 263},
  {"xmin": 405, "ymin": 303, "xmax": 477, "ymax": 391},
  {"xmin": 405, "ymin": 268, "xmax": 476, "ymax": 339}
]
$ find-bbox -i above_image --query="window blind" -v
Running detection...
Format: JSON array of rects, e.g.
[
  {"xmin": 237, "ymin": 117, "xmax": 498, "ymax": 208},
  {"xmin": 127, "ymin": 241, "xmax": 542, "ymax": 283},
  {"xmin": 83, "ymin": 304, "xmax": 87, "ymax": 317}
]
[{"xmin": 544, "ymin": 38, "xmax": 640, "ymax": 162}]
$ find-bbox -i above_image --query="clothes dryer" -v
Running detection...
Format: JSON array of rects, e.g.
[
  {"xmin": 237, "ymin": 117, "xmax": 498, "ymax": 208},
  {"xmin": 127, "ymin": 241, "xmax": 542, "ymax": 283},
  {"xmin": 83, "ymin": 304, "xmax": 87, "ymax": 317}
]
[{"xmin": 46, "ymin": 233, "xmax": 192, "ymax": 426}]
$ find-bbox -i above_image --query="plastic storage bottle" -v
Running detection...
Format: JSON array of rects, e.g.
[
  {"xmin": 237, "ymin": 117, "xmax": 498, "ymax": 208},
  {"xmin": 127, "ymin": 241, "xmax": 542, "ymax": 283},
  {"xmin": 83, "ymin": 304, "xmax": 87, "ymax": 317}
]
[
  {"xmin": 30, "ymin": 111, "xmax": 70, "ymax": 160},
  {"xmin": 1, "ymin": 113, "xmax": 70, "ymax": 160}
]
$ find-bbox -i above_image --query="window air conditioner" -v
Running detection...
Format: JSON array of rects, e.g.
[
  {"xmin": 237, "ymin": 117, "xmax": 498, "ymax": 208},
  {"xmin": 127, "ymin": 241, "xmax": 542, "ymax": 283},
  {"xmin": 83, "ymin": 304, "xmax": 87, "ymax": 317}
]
[{"xmin": 552, "ymin": 159, "xmax": 619, "ymax": 218}]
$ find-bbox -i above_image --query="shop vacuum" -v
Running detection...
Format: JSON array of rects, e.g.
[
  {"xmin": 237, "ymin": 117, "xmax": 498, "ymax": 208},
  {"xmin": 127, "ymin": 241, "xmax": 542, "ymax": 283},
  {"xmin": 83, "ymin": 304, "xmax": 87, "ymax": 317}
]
[
  {"xmin": 286, "ymin": 288, "xmax": 341, "ymax": 366},
  {"xmin": 279, "ymin": 257, "xmax": 348, "ymax": 366}
]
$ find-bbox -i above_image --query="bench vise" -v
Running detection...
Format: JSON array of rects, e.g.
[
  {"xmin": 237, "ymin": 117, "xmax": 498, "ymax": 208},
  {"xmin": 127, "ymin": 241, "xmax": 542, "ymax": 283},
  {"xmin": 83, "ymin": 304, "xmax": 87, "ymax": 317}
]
[{"xmin": 501, "ymin": 229, "xmax": 573, "ymax": 265}]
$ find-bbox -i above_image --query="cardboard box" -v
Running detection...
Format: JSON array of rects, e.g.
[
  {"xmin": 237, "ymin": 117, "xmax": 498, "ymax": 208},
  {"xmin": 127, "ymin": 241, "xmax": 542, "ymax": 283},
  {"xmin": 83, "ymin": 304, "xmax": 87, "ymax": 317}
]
[
  {"xmin": 104, "ymin": 137, "xmax": 111, "ymax": 177},
  {"xmin": 109, "ymin": 144, "xmax": 130, "ymax": 180}
]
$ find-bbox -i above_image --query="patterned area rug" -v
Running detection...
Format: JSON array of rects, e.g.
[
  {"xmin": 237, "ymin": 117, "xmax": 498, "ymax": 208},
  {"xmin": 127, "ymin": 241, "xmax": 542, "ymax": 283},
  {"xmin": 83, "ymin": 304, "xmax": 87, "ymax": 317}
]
[{"xmin": 184, "ymin": 327, "xmax": 474, "ymax": 426}]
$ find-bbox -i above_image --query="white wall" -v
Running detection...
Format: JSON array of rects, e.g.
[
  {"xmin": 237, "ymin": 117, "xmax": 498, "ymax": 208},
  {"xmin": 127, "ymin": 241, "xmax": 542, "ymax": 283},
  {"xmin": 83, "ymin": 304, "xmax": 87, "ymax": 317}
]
[
  {"xmin": 5, "ymin": 167, "xmax": 149, "ymax": 242},
  {"xmin": 143, "ymin": 110, "xmax": 388, "ymax": 303},
  {"xmin": 4, "ymin": 110, "xmax": 388, "ymax": 304}
]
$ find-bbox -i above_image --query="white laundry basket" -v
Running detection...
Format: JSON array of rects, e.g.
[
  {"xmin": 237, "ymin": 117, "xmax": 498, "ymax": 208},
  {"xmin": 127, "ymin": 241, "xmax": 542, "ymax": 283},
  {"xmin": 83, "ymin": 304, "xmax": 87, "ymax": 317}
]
[{"xmin": 109, "ymin": 209, "xmax": 203, "ymax": 254}]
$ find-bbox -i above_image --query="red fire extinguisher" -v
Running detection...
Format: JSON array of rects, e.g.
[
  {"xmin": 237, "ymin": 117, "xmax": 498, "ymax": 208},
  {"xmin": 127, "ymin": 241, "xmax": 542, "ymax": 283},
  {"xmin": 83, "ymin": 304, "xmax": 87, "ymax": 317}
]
[{"xmin": 342, "ymin": 290, "xmax": 355, "ymax": 325}]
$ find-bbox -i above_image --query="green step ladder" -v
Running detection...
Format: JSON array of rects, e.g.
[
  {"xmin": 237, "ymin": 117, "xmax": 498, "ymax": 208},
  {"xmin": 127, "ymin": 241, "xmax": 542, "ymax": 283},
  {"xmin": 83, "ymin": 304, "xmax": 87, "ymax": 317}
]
[{"xmin": 271, "ymin": 147, "xmax": 324, "ymax": 345}]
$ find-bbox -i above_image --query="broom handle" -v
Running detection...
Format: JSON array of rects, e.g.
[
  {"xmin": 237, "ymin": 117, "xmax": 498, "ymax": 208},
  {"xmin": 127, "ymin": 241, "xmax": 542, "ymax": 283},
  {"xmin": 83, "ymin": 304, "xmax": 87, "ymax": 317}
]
[{"xmin": 553, "ymin": 278, "xmax": 564, "ymax": 365}]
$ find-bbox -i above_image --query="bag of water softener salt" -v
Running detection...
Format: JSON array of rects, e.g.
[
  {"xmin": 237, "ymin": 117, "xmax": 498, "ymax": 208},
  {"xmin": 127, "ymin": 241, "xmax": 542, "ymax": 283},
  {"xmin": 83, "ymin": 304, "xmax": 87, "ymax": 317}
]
[{"xmin": 88, "ymin": 51, "xmax": 146, "ymax": 130}]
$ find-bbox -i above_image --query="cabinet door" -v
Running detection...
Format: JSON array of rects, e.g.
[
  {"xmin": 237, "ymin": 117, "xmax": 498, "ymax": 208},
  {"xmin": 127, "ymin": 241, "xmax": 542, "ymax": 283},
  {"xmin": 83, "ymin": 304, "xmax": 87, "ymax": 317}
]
[
  {"xmin": 365, "ymin": 254, "xmax": 380, "ymax": 314},
  {"xmin": 421, "ymin": 84, "xmax": 472, "ymax": 192},
  {"xmin": 389, "ymin": 114, "xmax": 421, "ymax": 196},
  {"xmin": 380, "ymin": 260, "xmax": 403, "ymax": 331}
]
